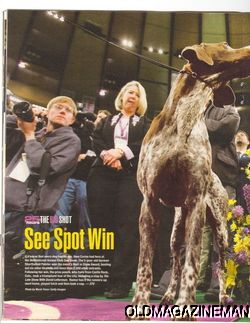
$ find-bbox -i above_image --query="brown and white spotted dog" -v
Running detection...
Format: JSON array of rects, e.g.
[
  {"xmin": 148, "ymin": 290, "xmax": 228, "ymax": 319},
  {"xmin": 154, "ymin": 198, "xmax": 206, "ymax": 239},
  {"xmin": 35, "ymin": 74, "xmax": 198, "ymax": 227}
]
[{"xmin": 132, "ymin": 42, "xmax": 250, "ymax": 317}]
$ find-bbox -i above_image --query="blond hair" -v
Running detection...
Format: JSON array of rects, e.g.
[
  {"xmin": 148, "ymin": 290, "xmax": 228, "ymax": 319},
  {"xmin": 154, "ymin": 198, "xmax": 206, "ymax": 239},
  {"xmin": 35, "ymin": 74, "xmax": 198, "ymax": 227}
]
[
  {"xmin": 97, "ymin": 109, "xmax": 111, "ymax": 116},
  {"xmin": 114, "ymin": 81, "xmax": 147, "ymax": 116},
  {"xmin": 47, "ymin": 96, "xmax": 77, "ymax": 116}
]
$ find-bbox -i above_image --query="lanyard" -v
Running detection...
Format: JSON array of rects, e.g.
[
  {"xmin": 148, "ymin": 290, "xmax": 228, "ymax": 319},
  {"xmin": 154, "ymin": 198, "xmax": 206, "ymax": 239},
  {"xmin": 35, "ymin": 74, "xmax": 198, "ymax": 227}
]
[{"xmin": 118, "ymin": 117, "xmax": 129, "ymax": 138}]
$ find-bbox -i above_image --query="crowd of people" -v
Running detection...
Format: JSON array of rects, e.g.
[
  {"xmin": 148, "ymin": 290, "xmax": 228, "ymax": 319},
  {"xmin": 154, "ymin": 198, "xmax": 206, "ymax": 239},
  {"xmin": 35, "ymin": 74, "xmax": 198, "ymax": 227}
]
[{"xmin": 4, "ymin": 81, "xmax": 250, "ymax": 302}]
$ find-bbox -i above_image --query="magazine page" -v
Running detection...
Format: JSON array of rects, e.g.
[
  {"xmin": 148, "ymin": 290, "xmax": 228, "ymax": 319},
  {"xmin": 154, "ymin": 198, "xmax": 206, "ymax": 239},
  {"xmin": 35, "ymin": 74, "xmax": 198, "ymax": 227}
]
[{"xmin": 1, "ymin": 2, "xmax": 250, "ymax": 322}]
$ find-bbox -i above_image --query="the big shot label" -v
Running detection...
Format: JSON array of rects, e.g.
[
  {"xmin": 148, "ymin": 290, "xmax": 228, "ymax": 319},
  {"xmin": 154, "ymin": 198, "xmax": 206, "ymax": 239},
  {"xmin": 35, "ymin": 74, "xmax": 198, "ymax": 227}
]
[{"xmin": 24, "ymin": 227, "xmax": 115, "ymax": 252}]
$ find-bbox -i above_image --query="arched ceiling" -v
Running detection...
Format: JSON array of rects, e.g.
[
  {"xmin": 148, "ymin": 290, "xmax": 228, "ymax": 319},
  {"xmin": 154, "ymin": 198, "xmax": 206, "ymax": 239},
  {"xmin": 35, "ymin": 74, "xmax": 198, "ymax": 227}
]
[{"xmin": 5, "ymin": 10, "xmax": 250, "ymax": 132}]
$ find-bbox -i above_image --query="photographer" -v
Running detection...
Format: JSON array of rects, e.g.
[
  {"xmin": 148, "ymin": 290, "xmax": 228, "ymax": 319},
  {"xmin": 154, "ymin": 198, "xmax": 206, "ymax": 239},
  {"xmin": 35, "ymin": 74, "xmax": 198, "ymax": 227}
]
[
  {"xmin": 4, "ymin": 96, "xmax": 81, "ymax": 299},
  {"xmin": 49, "ymin": 112, "xmax": 96, "ymax": 255}
]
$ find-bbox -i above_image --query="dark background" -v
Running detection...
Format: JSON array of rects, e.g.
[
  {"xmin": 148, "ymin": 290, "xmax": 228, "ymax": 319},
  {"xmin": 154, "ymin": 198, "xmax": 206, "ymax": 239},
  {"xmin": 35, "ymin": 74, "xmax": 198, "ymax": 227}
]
[{"xmin": 5, "ymin": 10, "xmax": 250, "ymax": 133}]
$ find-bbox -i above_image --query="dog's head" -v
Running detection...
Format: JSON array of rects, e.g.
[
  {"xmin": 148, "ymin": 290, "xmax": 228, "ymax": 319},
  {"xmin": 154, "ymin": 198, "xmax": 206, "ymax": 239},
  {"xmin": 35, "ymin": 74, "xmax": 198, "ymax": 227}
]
[
  {"xmin": 181, "ymin": 42, "xmax": 250, "ymax": 66},
  {"xmin": 181, "ymin": 42, "xmax": 250, "ymax": 106}
]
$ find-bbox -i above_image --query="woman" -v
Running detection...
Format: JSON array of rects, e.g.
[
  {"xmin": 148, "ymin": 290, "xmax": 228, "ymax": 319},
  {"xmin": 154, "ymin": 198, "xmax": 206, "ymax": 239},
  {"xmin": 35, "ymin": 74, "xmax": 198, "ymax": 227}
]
[{"xmin": 87, "ymin": 81, "xmax": 151, "ymax": 298}]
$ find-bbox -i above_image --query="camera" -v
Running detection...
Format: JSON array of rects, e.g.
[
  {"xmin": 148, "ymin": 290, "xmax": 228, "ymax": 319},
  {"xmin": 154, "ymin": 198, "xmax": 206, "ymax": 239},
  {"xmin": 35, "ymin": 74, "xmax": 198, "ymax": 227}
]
[
  {"xmin": 76, "ymin": 112, "xmax": 96, "ymax": 123},
  {"xmin": 13, "ymin": 101, "xmax": 34, "ymax": 122}
]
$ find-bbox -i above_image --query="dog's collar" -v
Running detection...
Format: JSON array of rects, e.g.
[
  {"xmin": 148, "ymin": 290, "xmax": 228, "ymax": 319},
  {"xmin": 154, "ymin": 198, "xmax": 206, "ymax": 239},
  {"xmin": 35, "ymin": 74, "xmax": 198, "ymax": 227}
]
[{"xmin": 179, "ymin": 69, "xmax": 213, "ymax": 88}]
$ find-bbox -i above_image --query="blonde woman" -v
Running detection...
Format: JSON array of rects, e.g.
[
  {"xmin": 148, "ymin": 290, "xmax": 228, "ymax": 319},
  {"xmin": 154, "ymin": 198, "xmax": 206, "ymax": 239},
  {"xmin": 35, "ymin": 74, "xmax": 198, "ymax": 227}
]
[{"xmin": 87, "ymin": 81, "xmax": 151, "ymax": 298}]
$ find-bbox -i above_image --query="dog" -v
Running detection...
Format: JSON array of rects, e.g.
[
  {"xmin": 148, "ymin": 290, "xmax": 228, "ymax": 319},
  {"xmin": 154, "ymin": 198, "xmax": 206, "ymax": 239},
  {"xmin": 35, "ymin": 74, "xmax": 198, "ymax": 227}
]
[{"xmin": 132, "ymin": 42, "xmax": 250, "ymax": 317}]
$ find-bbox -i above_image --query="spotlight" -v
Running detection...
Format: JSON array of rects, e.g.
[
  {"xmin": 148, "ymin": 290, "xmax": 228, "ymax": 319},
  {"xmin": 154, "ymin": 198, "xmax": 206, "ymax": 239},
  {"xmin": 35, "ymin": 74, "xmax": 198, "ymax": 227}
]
[
  {"xmin": 121, "ymin": 39, "xmax": 134, "ymax": 48},
  {"xmin": 47, "ymin": 10, "xmax": 65, "ymax": 22},
  {"xmin": 99, "ymin": 89, "xmax": 107, "ymax": 96},
  {"xmin": 158, "ymin": 48, "xmax": 163, "ymax": 55},
  {"xmin": 18, "ymin": 61, "xmax": 28, "ymax": 69},
  {"xmin": 127, "ymin": 40, "xmax": 133, "ymax": 48},
  {"xmin": 148, "ymin": 47, "xmax": 153, "ymax": 52},
  {"xmin": 122, "ymin": 39, "xmax": 128, "ymax": 46}
]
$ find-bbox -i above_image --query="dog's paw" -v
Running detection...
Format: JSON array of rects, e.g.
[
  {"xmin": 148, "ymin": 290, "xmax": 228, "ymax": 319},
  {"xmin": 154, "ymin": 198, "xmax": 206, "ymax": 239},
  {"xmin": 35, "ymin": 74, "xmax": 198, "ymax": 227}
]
[
  {"xmin": 220, "ymin": 294, "xmax": 234, "ymax": 306},
  {"xmin": 171, "ymin": 305, "xmax": 197, "ymax": 321},
  {"xmin": 160, "ymin": 294, "xmax": 174, "ymax": 305}
]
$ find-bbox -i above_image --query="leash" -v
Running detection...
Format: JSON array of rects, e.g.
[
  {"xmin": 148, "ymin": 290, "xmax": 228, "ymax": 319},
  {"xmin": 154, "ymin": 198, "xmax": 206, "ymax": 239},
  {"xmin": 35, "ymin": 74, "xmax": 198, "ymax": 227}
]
[
  {"xmin": 48, "ymin": 11, "xmax": 180, "ymax": 73},
  {"xmin": 48, "ymin": 11, "xmax": 233, "ymax": 90},
  {"xmin": 179, "ymin": 69, "xmax": 216, "ymax": 89},
  {"xmin": 49, "ymin": 11, "xmax": 224, "ymax": 89},
  {"xmin": 64, "ymin": 13, "xmax": 220, "ymax": 88}
]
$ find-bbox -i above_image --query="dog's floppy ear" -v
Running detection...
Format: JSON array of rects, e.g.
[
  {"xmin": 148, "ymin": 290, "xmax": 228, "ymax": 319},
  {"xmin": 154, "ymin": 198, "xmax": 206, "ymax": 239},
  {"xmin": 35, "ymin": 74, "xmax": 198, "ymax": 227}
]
[
  {"xmin": 213, "ymin": 85, "xmax": 236, "ymax": 107},
  {"xmin": 182, "ymin": 45, "xmax": 214, "ymax": 66}
]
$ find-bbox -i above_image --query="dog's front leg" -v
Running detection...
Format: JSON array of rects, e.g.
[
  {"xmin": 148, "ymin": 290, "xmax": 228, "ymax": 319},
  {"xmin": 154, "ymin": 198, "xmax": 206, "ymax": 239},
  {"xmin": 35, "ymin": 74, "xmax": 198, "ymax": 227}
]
[
  {"xmin": 132, "ymin": 197, "xmax": 161, "ymax": 310},
  {"xmin": 177, "ymin": 197, "xmax": 206, "ymax": 307},
  {"xmin": 161, "ymin": 207, "xmax": 187, "ymax": 305}
]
